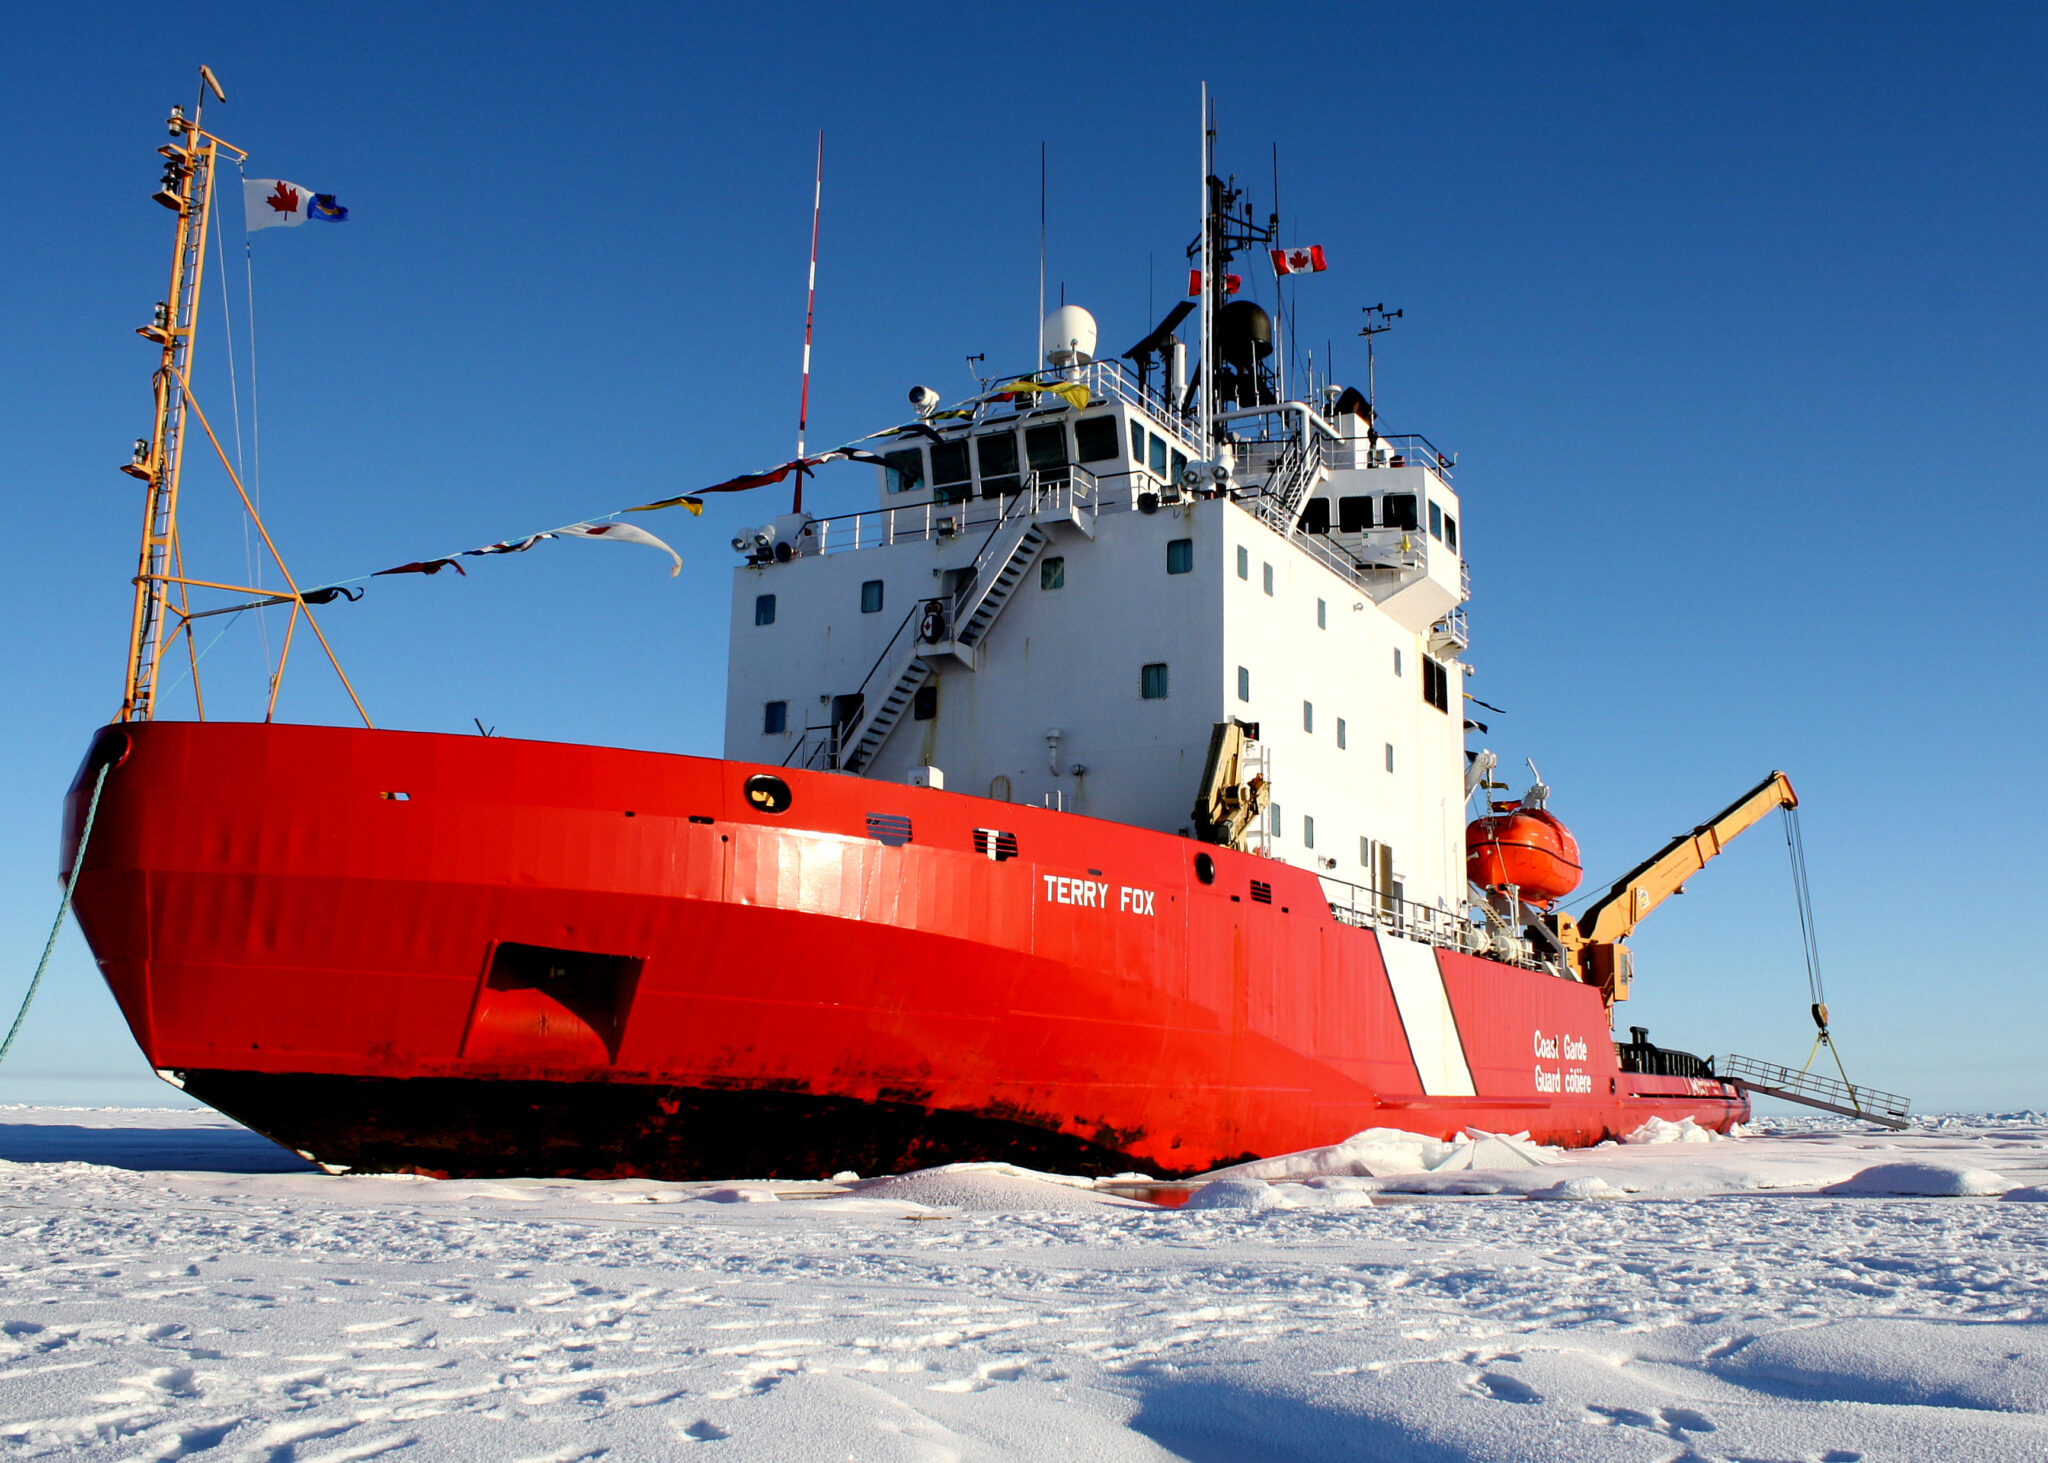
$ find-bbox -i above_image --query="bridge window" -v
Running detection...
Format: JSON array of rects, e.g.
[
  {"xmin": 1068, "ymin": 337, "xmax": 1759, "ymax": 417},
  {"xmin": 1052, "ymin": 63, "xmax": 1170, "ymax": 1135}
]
[
  {"xmin": 1025, "ymin": 423, "xmax": 1069, "ymax": 473},
  {"xmin": 1383, "ymin": 494, "xmax": 1419, "ymax": 530},
  {"xmin": 1429, "ymin": 501, "xmax": 1444, "ymax": 540},
  {"xmin": 1445, "ymin": 514, "xmax": 1458, "ymax": 552},
  {"xmin": 1074, "ymin": 415, "xmax": 1120, "ymax": 463},
  {"xmin": 976, "ymin": 432, "xmax": 1021, "ymax": 497},
  {"xmin": 1166, "ymin": 538, "xmax": 1193, "ymax": 574},
  {"xmin": 1040, "ymin": 556, "xmax": 1065, "ymax": 590},
  {"xmin": 763, "ymin": 700, "xmax": 788, "ymax": 734},
  {"xmin": 883, "ymin": 448, "xmax": 925, "ymax": 494},
  {"xmin": 930, "ymin": 441, "xmax": 971, "ymax": 503},
  {"xmin": 1130, "ymin": 419, "xmax": 1146, "ymax": 460},
  {"xmin": 1149, "ymin": 433, "xmax": 1168, "ymax": 476},
  {"xmin": 1338, "ymin": 495, "xmax": 1373, "ymax": 532},
  {"xmin": 1301, "ymin": 498, "xmax": 1331, "ymax": 534},
  {"xmin": 1141, "ymin": 663, "xmax": 1169, "ymax": 700},
  {"xmin": 754, "ymin": 594, "xmax": 776, "ymax": 626},
  {"xmin": 1170, "ymin": 448, "xmax": 1189, "ymax": 483},
  {"xmin": 860, "ymin": 579, "xmax": 884, "ymax": 614}
]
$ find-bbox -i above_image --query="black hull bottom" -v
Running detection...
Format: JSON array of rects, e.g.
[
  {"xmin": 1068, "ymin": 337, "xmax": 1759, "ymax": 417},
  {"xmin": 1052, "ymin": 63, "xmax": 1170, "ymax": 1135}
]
[{"xmin": 175, "ymin": 1070, "xmax": 1150, "ymax": 1181}]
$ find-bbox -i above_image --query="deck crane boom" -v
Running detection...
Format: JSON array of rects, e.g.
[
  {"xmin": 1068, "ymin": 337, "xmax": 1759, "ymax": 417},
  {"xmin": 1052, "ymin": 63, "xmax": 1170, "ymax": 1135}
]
[{"xmin": 1552, "ymin": 770, "xmax": 1799, "ymax": 1005}]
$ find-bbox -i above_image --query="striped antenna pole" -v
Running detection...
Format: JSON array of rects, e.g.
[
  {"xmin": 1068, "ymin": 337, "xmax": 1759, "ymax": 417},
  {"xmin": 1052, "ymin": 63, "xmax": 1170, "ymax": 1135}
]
[{"xmin": 794, "ymin": 131, "xmax": 823, "ymax": 514}]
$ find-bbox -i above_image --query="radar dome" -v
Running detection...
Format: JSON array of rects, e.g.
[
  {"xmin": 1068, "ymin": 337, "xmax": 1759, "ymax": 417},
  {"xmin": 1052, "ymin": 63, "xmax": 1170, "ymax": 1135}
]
[{"xmin": 1041, "ymin": 305, "xmax": 1097, "ymax": 368}]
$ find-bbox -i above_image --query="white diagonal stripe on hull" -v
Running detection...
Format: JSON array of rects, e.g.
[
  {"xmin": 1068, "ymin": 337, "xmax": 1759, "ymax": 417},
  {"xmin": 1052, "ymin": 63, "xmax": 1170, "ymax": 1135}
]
[{"xmin": 1379, "ymin": 934, "xmax": 1477, "ymax": 1097}]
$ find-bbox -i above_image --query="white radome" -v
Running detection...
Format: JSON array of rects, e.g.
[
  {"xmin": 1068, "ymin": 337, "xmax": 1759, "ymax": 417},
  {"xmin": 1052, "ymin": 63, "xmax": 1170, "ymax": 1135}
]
[{"xmin": 1041, "ymin": 305, "xmax": 1097, "ymax": 367}]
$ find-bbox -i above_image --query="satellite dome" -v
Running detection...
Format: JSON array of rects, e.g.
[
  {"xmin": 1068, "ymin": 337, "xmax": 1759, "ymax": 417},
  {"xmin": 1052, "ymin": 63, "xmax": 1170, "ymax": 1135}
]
[{"xmin": 1042, "ymin": 305, "xmax": 1097, "ymax": 368}]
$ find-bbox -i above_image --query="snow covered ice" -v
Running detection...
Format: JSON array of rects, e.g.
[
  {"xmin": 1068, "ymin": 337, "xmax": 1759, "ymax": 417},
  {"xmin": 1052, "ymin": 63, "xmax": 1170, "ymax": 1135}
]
[{"xmin": 3, "ymin": 1108, "xmax": 2047, "ymax": 1460}]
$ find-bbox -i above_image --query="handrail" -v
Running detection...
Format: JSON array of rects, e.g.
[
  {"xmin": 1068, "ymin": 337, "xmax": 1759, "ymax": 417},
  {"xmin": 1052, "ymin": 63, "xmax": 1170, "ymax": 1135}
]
[{"xmin": 1718, "ymin": 1053, "xmax": 1912, "ymax": 1129}]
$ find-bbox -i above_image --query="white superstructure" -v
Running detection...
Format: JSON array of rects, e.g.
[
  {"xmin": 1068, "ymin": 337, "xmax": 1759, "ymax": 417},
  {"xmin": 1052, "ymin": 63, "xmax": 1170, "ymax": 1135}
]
[{"xmin": 723, "ymin": 338, "xmax": 1476, "ymax": 923}]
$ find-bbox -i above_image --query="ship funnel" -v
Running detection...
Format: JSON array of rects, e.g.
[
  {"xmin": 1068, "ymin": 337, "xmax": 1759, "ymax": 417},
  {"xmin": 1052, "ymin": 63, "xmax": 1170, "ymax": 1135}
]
[{"xmin": 1042, "ymin": 305, "xmax": 1097, "ymax": 368}]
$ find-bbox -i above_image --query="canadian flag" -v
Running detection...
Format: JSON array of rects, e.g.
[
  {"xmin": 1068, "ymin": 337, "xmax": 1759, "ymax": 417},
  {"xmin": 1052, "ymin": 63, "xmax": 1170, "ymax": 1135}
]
[
  {"xmin": 244, "ymin": 178, "xmax": 348, "ymax": 231},
  {"xmin": 1186, "ymin": 270, "xmax": 1243, "ymax": 297},
  {"xmin": 1270, "ymin": 245, "xmax": 1328, "ymax": 276}
]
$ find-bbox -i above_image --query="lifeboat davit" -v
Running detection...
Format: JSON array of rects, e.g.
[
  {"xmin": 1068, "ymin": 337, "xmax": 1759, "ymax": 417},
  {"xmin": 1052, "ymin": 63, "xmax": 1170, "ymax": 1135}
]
[{"xmin": 1467, "ymin": 802, "xmax": 1583, "ymax": 906}]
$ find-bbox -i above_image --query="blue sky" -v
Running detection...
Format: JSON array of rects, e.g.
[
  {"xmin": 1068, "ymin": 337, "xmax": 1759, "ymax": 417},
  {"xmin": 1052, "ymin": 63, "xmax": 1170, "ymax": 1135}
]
[{"xmin": 2, "ymin": 2, "xmax": 2042, "ymax": 1112}]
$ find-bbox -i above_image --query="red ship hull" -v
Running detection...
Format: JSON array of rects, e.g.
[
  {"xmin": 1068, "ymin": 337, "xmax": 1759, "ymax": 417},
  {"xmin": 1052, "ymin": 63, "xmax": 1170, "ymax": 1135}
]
[{"xmin": 60, "ymin": 721, "xmax": 1746, "ymax": 1179}]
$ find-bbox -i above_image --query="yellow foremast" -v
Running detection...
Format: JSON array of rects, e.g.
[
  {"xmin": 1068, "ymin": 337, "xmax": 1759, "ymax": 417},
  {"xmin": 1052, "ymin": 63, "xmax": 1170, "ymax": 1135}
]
[{"xmin": 116, "ymin": 66, "xmax": 368, "ymax": 728}]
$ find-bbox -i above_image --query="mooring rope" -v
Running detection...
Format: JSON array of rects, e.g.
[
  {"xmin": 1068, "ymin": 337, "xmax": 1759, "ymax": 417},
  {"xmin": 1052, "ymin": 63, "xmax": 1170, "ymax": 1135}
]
[{"xmin": 0, "ymin": 763, "xmax": 111, "ymax": 1068}]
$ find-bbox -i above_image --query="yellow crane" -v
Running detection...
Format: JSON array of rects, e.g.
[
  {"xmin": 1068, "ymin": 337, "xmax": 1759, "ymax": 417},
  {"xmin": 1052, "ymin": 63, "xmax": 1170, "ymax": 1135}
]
[{"xmin": 1551, "ymin": 770, "xmax": 1798, "ymax": 1004}]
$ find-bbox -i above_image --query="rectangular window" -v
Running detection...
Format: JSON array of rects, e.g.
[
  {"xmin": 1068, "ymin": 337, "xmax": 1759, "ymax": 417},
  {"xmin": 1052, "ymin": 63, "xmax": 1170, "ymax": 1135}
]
[
  {"xmin": 1385, "ymin": 742, "xmax": 1396, "ymax": 773},
  {"xmin": 1170, "ymin": 449, "xmax": 1188, "ymax": 484},
  {"xmin": 1236, "ymin": 545, "xmax": 1249, "ymax": 580},
  {"xmin": 763, "ymin": 700, "xmax": 788, "ymax": 734},
  {"xmin": 1141, "ymin": 662, "xmax": 1169, "ymax": 700},
  {"xmin": 1301, "ymin": 497, "xmax": 1331, "ymax": 534},
  {"xmin": 1338, "ymin": 495, "xmax": 1373, "ymax": 532},
  {"xmin": 1024, "ymin": 423, "xmax": 1069, "ymax": 473},
  {"xmin": 1237, "ymin": 665, "xmax": 1251, "ymax": 702},
  {"xmin": 1336, "ymin": 717, "xmax": 1347, "ymax": 749},
  {"xmin": 1317, "ymin": 598, "xmax": 1327, "ymax": 629},
  {"xmin": 1074, "ymin": 415, "xmax": 1120, "ymax": 463},
  {"xmin": 1166, "ymin": 538, "xmax": 1193, "ymax": 574},
  {"xmin": 976, "ymin": 432, "xmax": 1021, "ymax": 497},
  {"xmin": 1360, "ymin": 836, "xmax": 1371, "ymax": 868},
  {"xmin": 1130, "ymin": 419, "xmax": 1146, "ymax": 460},
  {"xmin": 1148, "ymin": 432, "xmax": 1168, "ymax": 476},
  {"xmin": 930, "ymin": 440, "xmax": 971, "ymax": 503},
  {"xmin": 1302, "ymin": 700, "xmax": 1314, "ymax": 733},
  {"xmin": 1262, "ymin": 562, "xmax": 1274, "ymax": 596},
  {"xmin": 1269, "ymin": 803, "xmax": 1282, "ymax": 838},
  {"xmin": 1384, "ymin": 493, "xmax": 1419, "ymax": 530},
  {"xmin": 1040, "ymin": 556, "xmax": 1065, "ymax": 590},
  {"xmin": 1303, "ymin": 815, "xmax": 1315, "ymax": 850},
  {"xmin": 754, "ymin": 594, "xmax": 776, "ymax": 626},
  {"xmin": 1445, "ymin": 514, "xmax": 1458, "ymax": 552},
  {"xmin": 860, "ymin": 579, "xmax": 884, "ymax": 614},
  {"xmin": 883, "ymin": 448, "xmax": 925, "ymax": 494},
  {"xmin": 912, "ymin": 684, "xmax": 938, "ymax": 720},
  {"xmin": 1422, "ymin": 655, "xmax": 1451, "ymax": 712},
  {"xmin": 1393, "ymin": 647, "xmax": 1403, "ymax": 676},
  {"xmin": 1429, "ymin": 500, "xmax": 1444, "ymax": 540}
]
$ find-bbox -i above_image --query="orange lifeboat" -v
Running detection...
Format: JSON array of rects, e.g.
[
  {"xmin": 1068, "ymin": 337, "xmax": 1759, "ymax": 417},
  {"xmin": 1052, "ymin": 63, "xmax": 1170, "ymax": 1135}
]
[{"xmin": 1466, "ymin": 801, "xmax": 1583, "ymax": 907}]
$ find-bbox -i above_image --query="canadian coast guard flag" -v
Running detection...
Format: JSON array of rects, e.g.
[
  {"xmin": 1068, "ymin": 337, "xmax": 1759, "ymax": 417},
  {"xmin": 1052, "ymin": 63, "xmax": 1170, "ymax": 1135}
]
[
  {"xmin": 244, "ymin": 178, "xmax": 349, "ymax": 231},
  {"xmin": 1270, "ymin": 244, "xmax": 1327, "ymax": 276}
]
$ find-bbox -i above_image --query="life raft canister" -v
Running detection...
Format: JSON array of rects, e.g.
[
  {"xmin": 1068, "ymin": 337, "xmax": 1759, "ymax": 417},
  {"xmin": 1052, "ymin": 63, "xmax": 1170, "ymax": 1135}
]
[{"xmin": 1466, "ymin": 801, "xmax": 1583, "ymax": 906}]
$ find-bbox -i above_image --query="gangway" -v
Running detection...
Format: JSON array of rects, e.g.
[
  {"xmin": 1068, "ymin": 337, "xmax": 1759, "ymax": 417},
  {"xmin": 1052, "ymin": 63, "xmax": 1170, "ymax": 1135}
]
[{"xmin": 1718, "ymin": 1053, "xmax": 1912, "ymax": 1130}]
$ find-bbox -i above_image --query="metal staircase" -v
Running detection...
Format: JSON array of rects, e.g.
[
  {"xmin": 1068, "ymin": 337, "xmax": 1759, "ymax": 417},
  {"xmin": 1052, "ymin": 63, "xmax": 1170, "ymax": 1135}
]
[
  {"xmin": 1719, "ymin": 1053, "xmax": 1913, "ymax": 1130},
  {"xmin": 842, "ymin": 495, "xmax": 1048, "ymax": 775},
  {"xmin": 1254, "ymin": 434, "xmax": 1325, "ymax": 532}
]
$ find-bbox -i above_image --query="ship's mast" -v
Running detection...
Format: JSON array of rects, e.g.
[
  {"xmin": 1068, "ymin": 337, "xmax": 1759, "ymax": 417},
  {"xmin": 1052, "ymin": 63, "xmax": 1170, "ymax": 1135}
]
[
  {"xmin": 1197, "ymin": 85, "xmax": 1213, "ymax": 450},
  {"xmin": 115, "ymin": 67, "xmax": 370, "ymax": 729},
  {"xmin": 119, "ymin": 66, "xmax": 240, "ymax": 722}
]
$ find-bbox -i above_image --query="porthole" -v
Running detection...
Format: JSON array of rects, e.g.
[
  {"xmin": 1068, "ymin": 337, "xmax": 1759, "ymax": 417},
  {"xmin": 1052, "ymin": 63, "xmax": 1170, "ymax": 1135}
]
[
  {"xmin": 1194, "ymin": 852, "xmax": 1216, "ymax": 885},
  {"xmin": 743, "ymin": 773, "xmax": 793, "ymax": 814}
]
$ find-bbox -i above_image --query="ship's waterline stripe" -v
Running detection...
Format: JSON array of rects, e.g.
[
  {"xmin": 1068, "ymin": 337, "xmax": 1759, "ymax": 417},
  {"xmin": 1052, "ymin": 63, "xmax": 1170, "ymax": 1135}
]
[{"xmin": 1378, "ymin": 934, "xmax": 1477, "ymax": 1097}]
